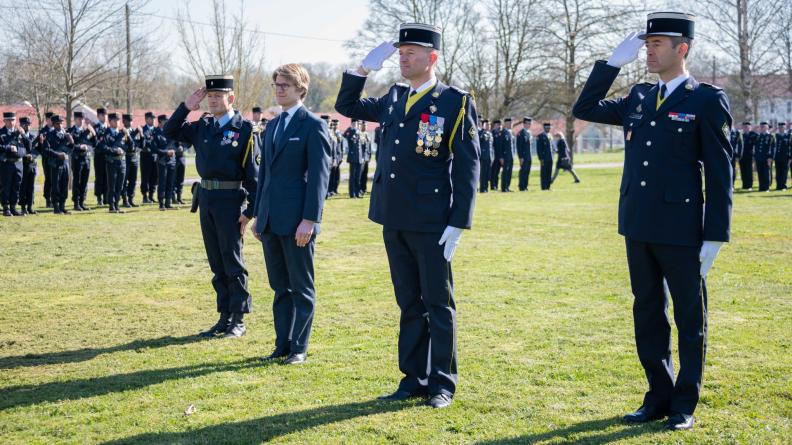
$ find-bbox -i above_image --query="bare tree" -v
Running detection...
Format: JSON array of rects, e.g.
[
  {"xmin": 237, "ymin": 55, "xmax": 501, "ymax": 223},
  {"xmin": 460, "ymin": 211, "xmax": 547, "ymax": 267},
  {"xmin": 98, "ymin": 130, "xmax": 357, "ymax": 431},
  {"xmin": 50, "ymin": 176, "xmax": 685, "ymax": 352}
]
[
  {"xmin": 696, "ymin": 0, "xmax": 781, "ymax": 120},
  {"xmin": 176, "ymin": 0, "xmax": 270, "ymax": 113},
  {"xmin": 774, "ymin": 4, "xmax": 792, "ymax": 92}
]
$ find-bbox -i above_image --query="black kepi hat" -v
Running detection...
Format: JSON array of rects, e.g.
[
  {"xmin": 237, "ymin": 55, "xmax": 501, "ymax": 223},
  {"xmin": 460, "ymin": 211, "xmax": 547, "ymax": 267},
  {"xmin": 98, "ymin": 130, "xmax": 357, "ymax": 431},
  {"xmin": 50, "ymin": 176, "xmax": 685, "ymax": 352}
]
[
  {"xmin": 639, "ymin": 12, "xmax": 695, "ymax": 40},
  {"xmin": 206, "ymin": 74, "xmax": 234, "ymax": 91},
  {"xmin": 394, "ymin": 23, "xmax": 441, "ymax": 50}
]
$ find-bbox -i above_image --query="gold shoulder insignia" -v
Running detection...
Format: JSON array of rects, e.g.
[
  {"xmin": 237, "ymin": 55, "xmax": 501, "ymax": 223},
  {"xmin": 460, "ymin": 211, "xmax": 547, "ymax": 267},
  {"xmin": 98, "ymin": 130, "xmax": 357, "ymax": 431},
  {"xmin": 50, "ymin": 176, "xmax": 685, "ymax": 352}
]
[{"xmin": 469, "ymin": 125, "xmax": 477, "ymax": 139}]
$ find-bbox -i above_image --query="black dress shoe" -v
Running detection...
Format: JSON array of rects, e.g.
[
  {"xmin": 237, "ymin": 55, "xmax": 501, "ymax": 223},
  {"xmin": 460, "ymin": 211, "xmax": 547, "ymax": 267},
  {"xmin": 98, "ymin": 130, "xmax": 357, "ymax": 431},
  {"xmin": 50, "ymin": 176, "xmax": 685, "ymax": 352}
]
[
  {"xmin": 623, "ymin": 405, "xmax": 669, "ymax": 423},
  {"xmin": 223, "ymin": 313, "xmax": 246, "ymax": 338},
  {"xmin": 666, "ymin": 413, "xmax": 694, "ymax": 430},
  {"xmin": 377, "ymin": 387, "xmax": 428, "ymax": 401},
  {"xmin": 283, "ymin": 352, "xmax": 306, "ymax": 365},
  {"xmin": 427, "ymin": 393, "xmax": 453, "ymax": 409},
  {"xmin": 260, "ymin": 349, "xmax": 289, "ymax": 362},
  {"xmin": 198, "ymin": 313, "xmax": 231, "ymax": 338}
]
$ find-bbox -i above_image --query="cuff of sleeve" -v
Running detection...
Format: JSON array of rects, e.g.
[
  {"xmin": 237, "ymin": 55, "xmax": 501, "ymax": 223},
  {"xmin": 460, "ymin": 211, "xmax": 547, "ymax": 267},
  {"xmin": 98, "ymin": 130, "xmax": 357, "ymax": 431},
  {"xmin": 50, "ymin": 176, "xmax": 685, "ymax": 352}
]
[{"xmin": 346, "ymin": 69, "xmax": 367, "ymax": 77}]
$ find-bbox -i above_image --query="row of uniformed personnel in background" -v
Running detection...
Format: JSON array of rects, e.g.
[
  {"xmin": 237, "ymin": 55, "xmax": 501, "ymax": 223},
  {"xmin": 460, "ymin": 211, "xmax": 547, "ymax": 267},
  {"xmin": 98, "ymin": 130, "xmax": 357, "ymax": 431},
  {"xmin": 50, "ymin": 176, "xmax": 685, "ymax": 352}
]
[
  {"xmin": 729, "ymin": 120, "xmax": 792, "ymax": 192},
  {"xmin": 0, "ymin": 109, "xmax": 190, "ymax": 216}
]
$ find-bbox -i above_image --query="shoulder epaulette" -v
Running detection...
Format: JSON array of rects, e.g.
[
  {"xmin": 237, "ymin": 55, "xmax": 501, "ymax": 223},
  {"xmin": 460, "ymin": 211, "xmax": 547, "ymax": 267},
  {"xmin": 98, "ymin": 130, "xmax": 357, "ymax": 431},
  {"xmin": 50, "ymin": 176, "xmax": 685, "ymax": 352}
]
[{"xmin": 699, "ymin": 82, "xmax": 723, "ymax": 91}]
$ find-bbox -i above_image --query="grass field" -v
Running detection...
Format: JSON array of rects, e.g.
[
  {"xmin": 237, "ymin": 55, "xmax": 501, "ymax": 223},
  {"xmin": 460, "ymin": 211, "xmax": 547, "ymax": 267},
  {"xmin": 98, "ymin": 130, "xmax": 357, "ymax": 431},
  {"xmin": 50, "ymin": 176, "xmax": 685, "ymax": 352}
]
[{"xmin": 1, "ymin": 164, "xmax": 790, "ymax": 444}]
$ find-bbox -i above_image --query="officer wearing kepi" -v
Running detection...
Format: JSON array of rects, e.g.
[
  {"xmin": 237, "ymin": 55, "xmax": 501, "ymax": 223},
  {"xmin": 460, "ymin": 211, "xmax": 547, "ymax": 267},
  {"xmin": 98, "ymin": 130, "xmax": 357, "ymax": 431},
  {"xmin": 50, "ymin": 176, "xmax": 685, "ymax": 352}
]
[
  {"xmin": 775, "ymin": 122, "xmax": 790, "ymax": 190},
  {"xmin": 68, "ymin": 111, "xmax": 96, "ymax": 211},
  {"xmin": 0, "ymin": 112, "xmax": 31, "ymax": 216},
  {"xmin": 335, "ymin": 23, "xmax": 480, "ymax": 409},
  {"xmin": 122, "ymin": 114, "xmax": 143, "ymax": 207},
  {"xmin": 478, "ymin": 119, "xmax": 494, "ymax": 192},
  {"xmin": 517, "ymin": 117, "xmax": 532, "ymax": 191},
  {"xmin": 140, "ymin": 112, "xmax": 159, "ymax": 204},
  {"xmin": 497, "ymin": 117, "xmax": 515, "ymax": 192},
  {"xmin": 164, "ymin": 74, "xmax": 260, "ymax": 338},
  {"xmin": 18, "ymin": 116, "xmax": 38, "ymax": 215},
  {"xmin": 729, "ymin": 124, "xmax": 743, "ymax": 186},
  {"xmin": 754, "ymin": 121, "xmax": 774, "ymax": 192},
  {"xmin": 740, "ymin": 121, "xmax": 757, "ymax": 190},
  {"xmin": 100, "ymin": 113, "xmax": 128, "ymax": 213},
  {"xmin": 573, "ymin": 12, "xmax": 733, "ymax": 430},
  {"xmin": 154, "ymin": 114, "xmax": 177, "ymax": 209},
  {"xmin": 490, "ymin": 119, "xmax": 502, "ymax": 190},
  {"xmin": 43, "ymin": 115, "xmax": 75, "ymax": 215},
  {"xmin": 536, "ymin": 123, "xmax": 554, "ymax": 190},
  {"xmin": 93, "ymin": 108, "xmax": 109, "ymax": 206}
]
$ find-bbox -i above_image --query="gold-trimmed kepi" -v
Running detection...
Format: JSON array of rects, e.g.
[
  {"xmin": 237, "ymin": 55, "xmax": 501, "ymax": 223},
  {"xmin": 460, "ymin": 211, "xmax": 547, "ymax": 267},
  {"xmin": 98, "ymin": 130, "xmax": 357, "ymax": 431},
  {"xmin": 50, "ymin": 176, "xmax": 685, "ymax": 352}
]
[
  {"xmin": 639, "ymin": 12, "xmax": 695, "ymax": 40},
  {"xmin": 394, "ymin": 23, "xmax": 442, "ymax": 50},
  {"xmin": 205, "ymin": 74, "xmax": 234, "ymax": 91}
]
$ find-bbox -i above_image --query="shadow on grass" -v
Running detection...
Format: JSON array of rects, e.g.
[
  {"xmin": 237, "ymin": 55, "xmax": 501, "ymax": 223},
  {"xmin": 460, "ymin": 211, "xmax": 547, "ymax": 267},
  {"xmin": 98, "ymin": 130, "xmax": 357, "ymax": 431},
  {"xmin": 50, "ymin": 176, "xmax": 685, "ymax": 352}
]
[
  {"xmin": 101, "ymin": 399, "xmax": 412, "ymax": 445},
  {"xmin": 0, "ymin": 357, "xmax": 265, "ymax": 411},
  {"xmin": 472, "ymin": 416, "xmax": 665, "ymax": 444},
  {"xmin": 0, "ymin": 335, "xmax": 207, "ymax": 370}
]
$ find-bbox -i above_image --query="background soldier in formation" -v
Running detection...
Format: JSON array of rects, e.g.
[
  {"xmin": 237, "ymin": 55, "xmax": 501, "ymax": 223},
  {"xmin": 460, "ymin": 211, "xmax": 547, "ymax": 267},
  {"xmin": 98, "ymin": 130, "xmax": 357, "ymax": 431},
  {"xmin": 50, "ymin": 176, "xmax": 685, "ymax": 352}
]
[
  {"xmin": 729, "ymin": 124, "xmax": 743, "ymax": 186},
  {"xmin": 68, "ymin": 111, "xmax": 96, "ymax": 211},
  {"xmin": 344, "ymin": 118, "xmax": 363, "ymax": 198},
  {"xmin": 18, "ymin": 116, "xmax": 37, "ymax": 215},
  {"xmin": 536, "ymin": 122, "xmax": 554, "ymax": 190},
  {"xmin": 40, "ymin": 112, "xmax": 53, "ymax": 207},
  {"xmin": 329, "ymin": 118, "xmax": 343, "ymax": 196},
  {"xmin": 490, "ymin": 119, "xmax": 502, "ymax": 190},
  {"xmin": 101, "ymin": 113, "xmax": 128, "ymax": 213},
  {"xmin": 773, "ymin": 122, "xmax": 789, "ymax": 190},
  {"xmin": 740, "ymin": 121, "xmax": 757, "ymax": 190},
  {"xmin": 42, "ymin": 115, "xmax": 73, "ymax": 215},
  {"xmin": 497, "ymin": 117, "xmax": 515, "ymax": 192},
  {"xmin": 478, "ymin": 119, "xmax": 493, "ymax": 192},
  {"xmin": 122, "ymin": 114, "xmax": 142, "ymax": 207},
  {"xmin": 93, "ymin": 108, "xmax": 108, "ymax": 206},
  {"xmin": 360, "ymin": 121, "xmax": 372, "ymax": 195},
  {"xmin": 1, "ymin": 112, "xmax": 31, "ymax": 216},
  {"xmin": 154, "ymin": 114, "xmax": 176, "ymax": 210},
  {"xmin": 551, "ymin": 131, "xmax": 581, "ymax": 184},
  {"xmin": 516, "ymin": 117, "xmax": 532, "ymax": 191},
  {"xmin": 754, "ymin": 121, "xmax": 774, "ymax": 192},
  {"xmin": 174, "ymin": 138, "xmax": 188, "ymax": 204},
  {"xmin": 140, "ymin": 112, "xmax": 158, "ymax": 204}
]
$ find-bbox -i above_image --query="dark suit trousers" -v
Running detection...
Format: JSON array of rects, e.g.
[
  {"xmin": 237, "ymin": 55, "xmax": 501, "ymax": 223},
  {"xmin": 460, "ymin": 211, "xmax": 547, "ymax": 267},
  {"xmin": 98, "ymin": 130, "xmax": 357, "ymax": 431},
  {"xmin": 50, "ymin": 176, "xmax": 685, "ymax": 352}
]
[
  {"xmin": 625, "ymin": 238, "xmax": 707, "ymax": 415},
  {"xmin": 262, "ymin": 231, "xmax": 316, "ymax": 354},
  {"xmin": 360, "ymin": 161, "xmax": 370, "ymax": 193},
  {"xmin": 518, "ymin": 159, "xmax": 531, "ymax": 190},
  {"xmin": 348, "ymin": 162, "xmax": 362, "ymax": 197},
  {"xmin": 383, "ymin": 228, "xmax": 457, "ymax": 397},
  {"xmin": 540, "ymin": 159, "xmax": 552, "ymax": 190},
  {"xmin": 738, "ymin": 155, "xmax": 753, "ymax": 189},
  {"xmin": 199, "ymin": 188, "xmax": 252, "ymax": 314}
]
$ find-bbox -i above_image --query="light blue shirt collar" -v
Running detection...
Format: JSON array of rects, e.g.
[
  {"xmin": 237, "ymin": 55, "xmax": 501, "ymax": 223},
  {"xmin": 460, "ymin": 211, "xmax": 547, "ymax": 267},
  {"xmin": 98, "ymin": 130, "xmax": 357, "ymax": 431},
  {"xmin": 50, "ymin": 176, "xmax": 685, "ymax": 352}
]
[{"xmin": 216, "ymin": 110, "xmax": 235, "ymax": 128}]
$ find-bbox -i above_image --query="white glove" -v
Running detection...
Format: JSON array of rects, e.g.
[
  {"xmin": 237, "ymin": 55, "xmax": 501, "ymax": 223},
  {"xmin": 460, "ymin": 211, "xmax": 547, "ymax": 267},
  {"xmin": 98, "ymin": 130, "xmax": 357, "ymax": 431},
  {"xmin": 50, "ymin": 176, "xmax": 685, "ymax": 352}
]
[
  {"xmin": 438, "ymin": 226, "xmax": 464, "ymax": 262},
  {"xmin": 360, "ymin": 41, "xmax": 397, "ymax": 73},
  {"xmin": 607, "ymin": 31, "xmax": 644, "ymax": 68},
  {"xmin": 699, "ymin": 241, "xmax": 724, "ymax": 278}
]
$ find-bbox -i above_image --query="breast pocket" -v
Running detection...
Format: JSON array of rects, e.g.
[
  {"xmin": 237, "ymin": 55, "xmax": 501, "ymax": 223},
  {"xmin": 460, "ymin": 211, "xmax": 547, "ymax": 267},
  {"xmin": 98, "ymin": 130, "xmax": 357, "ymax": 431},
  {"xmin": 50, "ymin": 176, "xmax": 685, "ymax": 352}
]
[{"xmin": 667, "ymin": 122, "xmax": 697, "ymax": 162}]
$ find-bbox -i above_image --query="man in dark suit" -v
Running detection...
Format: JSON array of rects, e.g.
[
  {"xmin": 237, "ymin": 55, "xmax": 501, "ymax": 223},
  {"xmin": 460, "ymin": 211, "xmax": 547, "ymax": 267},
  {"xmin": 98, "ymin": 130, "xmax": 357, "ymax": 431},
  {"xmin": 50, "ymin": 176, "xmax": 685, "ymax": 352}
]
[
  {"xmin": 774, "ymin": 122, "xmax": 790, "ymax": 190},
  {"xmin": 729, "ymin": 125, "xmax": 743, "ymax": 186},
  {"xmin": 754, "ymin": 122, "xmax": 775, "ymax": 191},
  {"xmin": 335, "ymin": 23, "xmax": 480, "ymax": 409},
  {"xmin": 490, "ymin": 119, "xmax": 502, "ymax": 190},
  {"xmin": 497, "ymin": 117, "xmax": 515, "ymax": 192},
  {"xmin": 344, "ymin": 119, "xmax": 363, "ymax": 198},
  {"xmin": 478, "ymin": 119, "xmax": 493, "ymax": 192},
  {"xmin": 253, "ymin": 64, "xmax": 331, "ymax": 365},
  {"xmin": 536, "ymin": 123, "xmax": 554, "ymax": 190},
  {"xmin": 573, "ymin": 12, "xmax": 732, "ymax": 430}
]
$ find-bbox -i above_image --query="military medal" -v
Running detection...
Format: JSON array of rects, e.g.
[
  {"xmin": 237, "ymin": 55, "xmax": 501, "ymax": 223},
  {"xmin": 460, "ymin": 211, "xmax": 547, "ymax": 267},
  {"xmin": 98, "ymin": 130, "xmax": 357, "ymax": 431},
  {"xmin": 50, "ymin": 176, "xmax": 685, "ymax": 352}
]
[
  {"xmin": 429, "ymin": 105, "xmax": 437, "ymax": 113},
  {"xmin": 416, "ymin": 146, "xmax": 424, "ymax": 154},
  {"xmin": 232, "ymin": 141, "xmax": 238, "ymax": 147}
]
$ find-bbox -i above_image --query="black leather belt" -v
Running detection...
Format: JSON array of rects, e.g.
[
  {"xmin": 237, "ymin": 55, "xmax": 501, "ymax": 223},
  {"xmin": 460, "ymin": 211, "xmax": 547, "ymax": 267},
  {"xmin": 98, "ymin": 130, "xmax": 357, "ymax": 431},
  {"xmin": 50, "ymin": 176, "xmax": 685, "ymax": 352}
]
[{"xmin": 200, "ymin": 179, "xmax": 242, "ymax": 190}]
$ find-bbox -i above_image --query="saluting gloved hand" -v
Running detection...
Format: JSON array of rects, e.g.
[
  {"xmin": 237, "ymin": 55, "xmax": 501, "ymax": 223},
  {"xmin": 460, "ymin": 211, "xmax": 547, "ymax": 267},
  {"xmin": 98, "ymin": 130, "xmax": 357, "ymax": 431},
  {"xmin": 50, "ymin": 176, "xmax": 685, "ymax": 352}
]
[
  {"xmin": 699, "ymin": 241, "xmax": 724, "ymax": 278},
  {"xmin": 438, "ymin": 226, "xmax": 464, "ymax": 262},
  {"xmin": 607, "ymin": 31, "xmax": 644, "ymax": 68},
  {"xmin": 359, "ymin": 41, "xmax": 397, "ymax": 74}
]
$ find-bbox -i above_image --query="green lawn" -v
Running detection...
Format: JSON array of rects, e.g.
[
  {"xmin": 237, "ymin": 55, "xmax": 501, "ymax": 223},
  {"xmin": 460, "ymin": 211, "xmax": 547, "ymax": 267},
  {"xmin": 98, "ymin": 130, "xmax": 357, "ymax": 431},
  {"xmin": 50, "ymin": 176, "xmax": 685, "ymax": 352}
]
[{"xmin": 1, "ymin": 167, "xmax": 789, "ymax": 444}]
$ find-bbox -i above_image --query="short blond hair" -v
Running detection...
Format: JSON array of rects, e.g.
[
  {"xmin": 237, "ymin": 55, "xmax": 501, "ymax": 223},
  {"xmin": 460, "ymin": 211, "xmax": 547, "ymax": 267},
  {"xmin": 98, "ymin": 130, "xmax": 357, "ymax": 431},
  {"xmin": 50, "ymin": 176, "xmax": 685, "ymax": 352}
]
[{"xmin": 272, "ymin": 63, "xmax": 310, "ymax": 99}]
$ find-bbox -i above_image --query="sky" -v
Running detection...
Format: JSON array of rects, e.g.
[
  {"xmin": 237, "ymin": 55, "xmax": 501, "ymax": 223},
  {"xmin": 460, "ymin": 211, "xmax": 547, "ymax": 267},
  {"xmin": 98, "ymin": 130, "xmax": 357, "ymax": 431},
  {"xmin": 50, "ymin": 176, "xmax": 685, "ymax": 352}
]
[{"xmin": 139, "ymin": 0, "xmax": 370, "ymax": 69}]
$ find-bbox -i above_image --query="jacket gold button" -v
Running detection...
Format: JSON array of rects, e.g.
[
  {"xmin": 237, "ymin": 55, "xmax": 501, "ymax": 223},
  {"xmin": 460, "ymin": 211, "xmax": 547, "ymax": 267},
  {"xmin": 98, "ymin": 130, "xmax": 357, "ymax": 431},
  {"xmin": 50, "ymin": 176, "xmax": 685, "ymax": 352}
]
[
  {"xmin": 391, "ymin": 156, "xmax": 396, "ymax": 161},
  {"xmin": 640, "ymin": 181, "xmax": 646, "ymax": 187},
  {"xmin": 395, "ymin": 139, "xmax": 400, "ymax": 144},
  {"xmin": 646, "ymin": 141, "xmax": 652, "ymax": 146},
  {"xmin": 390, "ymin": 173, "xmax": 395, "ymax": 179}
]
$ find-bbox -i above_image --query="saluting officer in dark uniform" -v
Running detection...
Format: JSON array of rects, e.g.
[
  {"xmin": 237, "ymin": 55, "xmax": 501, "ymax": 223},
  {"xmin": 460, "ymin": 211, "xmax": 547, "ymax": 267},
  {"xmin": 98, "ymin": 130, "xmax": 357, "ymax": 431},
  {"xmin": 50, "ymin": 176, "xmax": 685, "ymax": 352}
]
[
  {"xmin": 43, "ymin": 115, "xmax": 74, "ymax": 215},
  {"xmin": 336, "ymin": 23, "xmax": 480, "ymax": 409},
  {"xmin": 18, "ymin": 116, "xmax": 38, "ymax": 215},
  {"xmin": 478, "ymin": 119, "xmax": 494, "ymax": 192},
  {"xmin": 497, "ymin": 117, "xmax": 515, "ymax": 192},
  {"xmin": 775, "ymin": 122, "xmax": 790, "ymax": 190},
  {"xmin": 536, "ymin": 123, "xmax": 554, "ymax": 190},
  {"xmin": 164, "ymin": 74, "xmax": 260, "ymax": 338},
  {"xmin": 154, "ymin": 114, "xmax": 177, "ymax": 209},
  {"xmin": 729, "ymin": 125, "xmax": 743, "ymax": 186},
  {"xmin": 140, "ymin": 112, "xmax": 158, "ymax": 204},
  {"xmin": 490, "ymin": 119, "xmax": 502, "ymax": 190},
  {"xmin": 516, "ymin": 117, "xmax": 532, "ymax": 191},
  {"xmin": 121, "ymin": 114, "xmax": 143, "ymax": 207},
  {"xmin": 754, "ymin": 122, "xmax": 775, "ymax": 192},
  {"xmin": 1, "ymin": 112, "xmax": 31, "ymax": 217},
  {"xmin": 93, "ymin": 108, "xmax": 109, "ymax": 206},
  {"xmin": 99, "ymin": 113, "xmax": 128, "ymax": 213},
  {"xmin": 40, "ymin": 111, "xmax": 53, "ymax": 208},
  {"xmin": 573, "ymin": 12, "xmax": 732, "ymax": 430},
  {"xmin": 344, "ymin": 119, "xmax": 363, "ymax": 198},
  {"xmin": 68, "ymin": 111, "xmax": 96, "ymax": 211},
  {"xmin": 740, "ymin": 121, "xmax": 757, "ymax": 190}
]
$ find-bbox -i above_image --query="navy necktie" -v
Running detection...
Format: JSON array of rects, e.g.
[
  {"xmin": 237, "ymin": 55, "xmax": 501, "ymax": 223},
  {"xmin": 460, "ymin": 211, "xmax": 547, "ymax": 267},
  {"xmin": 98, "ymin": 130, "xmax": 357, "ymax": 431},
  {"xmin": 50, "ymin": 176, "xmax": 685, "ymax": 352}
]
[
  {"xmin": 659, "ymin": 84, "xmax": 667, "ymax": 100},
  {"xmin": 274, "ymin": 111, "xmax": 288, "ymax": 146}
]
